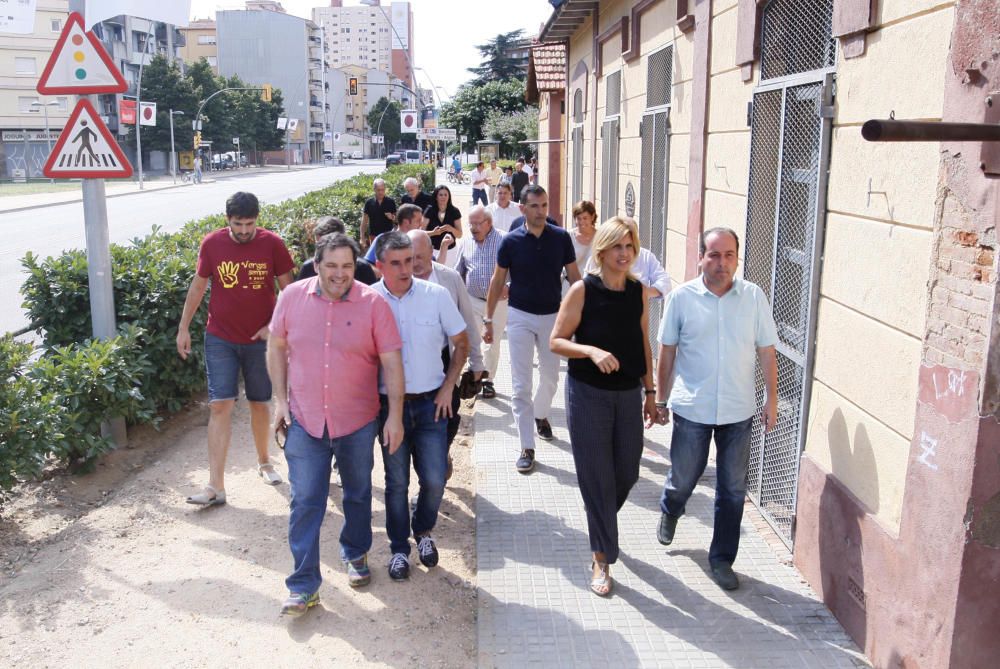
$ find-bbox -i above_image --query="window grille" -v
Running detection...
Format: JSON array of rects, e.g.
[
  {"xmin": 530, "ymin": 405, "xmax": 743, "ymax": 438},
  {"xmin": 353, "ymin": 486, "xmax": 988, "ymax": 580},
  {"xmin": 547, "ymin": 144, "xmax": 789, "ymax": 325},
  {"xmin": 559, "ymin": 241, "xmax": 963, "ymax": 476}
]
[
  {"xmin": 572, "ymin": 89, "xmax": 584, "ymax": 124},
  {"xmin": 646, "ymin": 45, "xmax": 672, "ymax": 108},
  {"xmin": 600, "ymin": 119, "xmax": 619, "ymax": 221},
  {"xmin": 760, "ymin": 0, "xmax": 837, "ymax": 81},
  {"xmin": 572, "ymin": 126, "xmax": 584, "ymax": 206},
  {"xmin": 743, "ymin": 0, "xmax": 836, "ymax": 548},
  {"xmin": 605, "ymin": 70, "xmax": 621, "ymax": 117}
]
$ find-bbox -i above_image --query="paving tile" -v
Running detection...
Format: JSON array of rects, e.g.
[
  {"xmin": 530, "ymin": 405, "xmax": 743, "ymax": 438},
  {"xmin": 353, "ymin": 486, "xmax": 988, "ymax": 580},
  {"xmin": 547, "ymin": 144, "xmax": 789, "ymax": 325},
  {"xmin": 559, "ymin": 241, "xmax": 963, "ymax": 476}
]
[{"xmin": 474, "ymin": 348, "xmax": 869, "ymax": 668}]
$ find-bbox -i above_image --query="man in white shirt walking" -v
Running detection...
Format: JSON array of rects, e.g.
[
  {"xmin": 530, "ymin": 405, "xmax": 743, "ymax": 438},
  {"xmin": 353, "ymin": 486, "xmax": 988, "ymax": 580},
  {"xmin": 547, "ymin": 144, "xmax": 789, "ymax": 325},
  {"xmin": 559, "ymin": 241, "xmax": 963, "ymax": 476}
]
[
  {"xmin": 654, "ymin": 227, "xmax": 779, "ymax": 592},
  {"xmin": 486, "ymin": 183, "xmax": 520, "ymax": 233},
  {"xmin": 470, "ymin": 161, "xmax": 489, "ymax": 207}
]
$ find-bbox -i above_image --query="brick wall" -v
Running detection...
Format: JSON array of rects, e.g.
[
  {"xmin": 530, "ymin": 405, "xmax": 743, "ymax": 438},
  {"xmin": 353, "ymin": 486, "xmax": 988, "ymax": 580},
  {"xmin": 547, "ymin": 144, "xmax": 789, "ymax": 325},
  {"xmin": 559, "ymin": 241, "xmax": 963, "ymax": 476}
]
[{"xmin": 926, "ymin": 183, "xmax": 998, "ymax": 371}]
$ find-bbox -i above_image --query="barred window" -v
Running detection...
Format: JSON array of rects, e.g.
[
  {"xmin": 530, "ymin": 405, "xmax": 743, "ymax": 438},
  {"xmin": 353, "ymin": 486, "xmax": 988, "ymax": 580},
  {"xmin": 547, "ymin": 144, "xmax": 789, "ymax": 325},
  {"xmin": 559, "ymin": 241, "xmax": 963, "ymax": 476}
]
[
  {"xmin": 605, "ymin": 70, "xmax": 621, "ymax": 117},
  {"xmin": 646, "ymin": 45, "xmax": 672, "ymax": 108}
]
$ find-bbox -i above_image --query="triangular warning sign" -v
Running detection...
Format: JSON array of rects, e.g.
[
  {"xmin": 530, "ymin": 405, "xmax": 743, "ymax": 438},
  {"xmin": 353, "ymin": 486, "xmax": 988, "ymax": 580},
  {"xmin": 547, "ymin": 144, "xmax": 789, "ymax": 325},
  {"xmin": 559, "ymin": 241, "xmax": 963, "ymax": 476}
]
[
  {"xmin": 37, "ymin": 12, "xmax": 127, "ymax": 95},
  {"xmin": 44, "ymin": 99, "xmax": 133, "ymax": 179}
]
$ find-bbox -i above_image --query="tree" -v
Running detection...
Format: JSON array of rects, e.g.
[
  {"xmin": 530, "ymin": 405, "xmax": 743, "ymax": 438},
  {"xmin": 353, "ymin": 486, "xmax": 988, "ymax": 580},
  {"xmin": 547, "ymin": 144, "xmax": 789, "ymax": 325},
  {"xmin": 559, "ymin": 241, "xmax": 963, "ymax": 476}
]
[
  {"xmin": 126, "ymin": 55, "xmax": 197, "ymax": 154},
  {"xmin": 186, "ymin": 58, "xmax": 228, "ymax": 149},
  {"xmin": 467, "ymin": 30, "xmax": 527, "ymax": 85},
  {"xmin": 483, "ymin": 107, "xmax": 538, "ymax": 158},
  {"xmin": 439, "ymin": 79, "xmax": 528, "ymax": 147},
  {"xmin": 227, "ymin": 79, "xmax": 285, "ymax": 163},
  {"xmin": 366, "ymin": 97, "xmax": 402, "ymax": 152}
]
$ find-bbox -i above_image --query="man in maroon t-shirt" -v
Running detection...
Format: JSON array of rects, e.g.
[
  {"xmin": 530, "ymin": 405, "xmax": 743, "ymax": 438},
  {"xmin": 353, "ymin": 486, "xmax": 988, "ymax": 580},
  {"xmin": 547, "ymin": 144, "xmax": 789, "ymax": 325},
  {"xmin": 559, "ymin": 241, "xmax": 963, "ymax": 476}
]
[{"xmin": 176, "ymin": 191, "xmax": 296, "ymax": 506}]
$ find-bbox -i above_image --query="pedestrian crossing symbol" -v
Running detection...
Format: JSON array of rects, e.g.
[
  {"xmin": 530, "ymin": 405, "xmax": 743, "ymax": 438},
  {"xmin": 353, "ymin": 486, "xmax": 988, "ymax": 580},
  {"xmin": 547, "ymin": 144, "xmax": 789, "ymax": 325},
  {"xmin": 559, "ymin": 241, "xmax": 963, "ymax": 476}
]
[
  {"xmin": 37, "ymin": 12, "xmax": 127, "ymax": 95},
  {"xmin": 44, "ymin": 99, "xmax": 133, "ymax": 179}
]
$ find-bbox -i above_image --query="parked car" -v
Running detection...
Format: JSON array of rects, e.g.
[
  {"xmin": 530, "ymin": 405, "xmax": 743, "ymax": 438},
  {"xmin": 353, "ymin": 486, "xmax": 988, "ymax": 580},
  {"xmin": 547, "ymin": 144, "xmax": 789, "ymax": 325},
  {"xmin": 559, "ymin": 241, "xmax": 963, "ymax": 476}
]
[
  {"xmin": 211, "ymin": 154, "xmax": 234, "ymax": 170},
  {"xmin": 404, "ymin": 150, "xmax": 422, "ymax": 164},
  {"xmin": 351, "ymin": 150, "xmax": 363, "ymax": 159},
  {"xmin": 385, "ymin": 153, "xmax": 402, "ymax": 167}
]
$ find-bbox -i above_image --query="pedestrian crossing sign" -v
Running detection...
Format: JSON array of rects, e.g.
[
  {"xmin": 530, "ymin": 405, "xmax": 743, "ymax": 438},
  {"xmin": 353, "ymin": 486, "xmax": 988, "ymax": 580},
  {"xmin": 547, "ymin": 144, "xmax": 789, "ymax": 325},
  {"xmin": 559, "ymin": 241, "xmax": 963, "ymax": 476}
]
[
  {"xmin": 44, "ymin": 99, "xmax": 132, "ymax": 179},
  {"xmin": 36, "ymin": 12, "xmax": 127, "ymax": 95}
]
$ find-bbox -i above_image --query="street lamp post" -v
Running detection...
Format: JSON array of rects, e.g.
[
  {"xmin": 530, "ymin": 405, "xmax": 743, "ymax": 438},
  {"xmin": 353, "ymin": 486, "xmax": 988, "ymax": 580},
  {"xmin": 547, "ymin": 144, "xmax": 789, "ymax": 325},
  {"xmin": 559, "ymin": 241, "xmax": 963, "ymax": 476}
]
[
  {"xmin": 30, "ymin": 100, "xmax": 59, "ymax": 184},
  {"xmin": 168, "ymin": 109, "xmax": 184, "ymax": 184}
]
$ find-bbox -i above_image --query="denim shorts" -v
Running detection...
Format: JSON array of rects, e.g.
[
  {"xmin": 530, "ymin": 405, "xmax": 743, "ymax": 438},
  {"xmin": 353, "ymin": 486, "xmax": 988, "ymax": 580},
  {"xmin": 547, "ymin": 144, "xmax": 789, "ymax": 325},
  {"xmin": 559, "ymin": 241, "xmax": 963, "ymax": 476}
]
[{"xmin": 204, "ymin": 332, "xmax": 271, "ymax": 402}]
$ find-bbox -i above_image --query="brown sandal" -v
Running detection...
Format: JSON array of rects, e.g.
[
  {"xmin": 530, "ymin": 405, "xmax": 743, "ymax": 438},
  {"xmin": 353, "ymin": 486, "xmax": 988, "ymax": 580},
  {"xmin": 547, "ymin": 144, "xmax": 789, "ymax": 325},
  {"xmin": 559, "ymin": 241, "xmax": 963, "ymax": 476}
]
[{"xmin": 590, "ymin": 561, "xmax": 612, "ymax": 597}]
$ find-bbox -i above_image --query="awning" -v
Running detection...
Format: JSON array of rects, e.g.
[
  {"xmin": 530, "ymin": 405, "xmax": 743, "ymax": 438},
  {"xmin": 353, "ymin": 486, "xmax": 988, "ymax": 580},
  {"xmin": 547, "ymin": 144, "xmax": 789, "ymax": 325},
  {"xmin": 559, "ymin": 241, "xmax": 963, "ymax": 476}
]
[{"xmin": 538, "ymin": 0, "xmax": 599, "ymax": 44}]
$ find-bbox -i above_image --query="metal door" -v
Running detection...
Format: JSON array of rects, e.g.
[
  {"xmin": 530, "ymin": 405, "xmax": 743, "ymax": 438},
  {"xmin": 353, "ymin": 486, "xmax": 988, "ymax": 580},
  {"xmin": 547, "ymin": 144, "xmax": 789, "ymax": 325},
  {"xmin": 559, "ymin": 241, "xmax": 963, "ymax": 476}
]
[
  {"xmin": 742, "ymin": 0, "xmax": 836, "ymax": 546},
  {"xmin": 639, "ymin": 110, "xmax": 669, "ymax": 357}
]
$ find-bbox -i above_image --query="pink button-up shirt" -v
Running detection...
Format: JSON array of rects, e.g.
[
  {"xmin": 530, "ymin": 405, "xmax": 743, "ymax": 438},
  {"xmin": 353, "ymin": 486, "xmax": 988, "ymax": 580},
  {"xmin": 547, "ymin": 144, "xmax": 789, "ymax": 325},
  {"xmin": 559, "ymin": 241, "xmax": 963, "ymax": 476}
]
[{"xmin": 270, "ymin": 277, "xmax": 402, "ymax": 439}]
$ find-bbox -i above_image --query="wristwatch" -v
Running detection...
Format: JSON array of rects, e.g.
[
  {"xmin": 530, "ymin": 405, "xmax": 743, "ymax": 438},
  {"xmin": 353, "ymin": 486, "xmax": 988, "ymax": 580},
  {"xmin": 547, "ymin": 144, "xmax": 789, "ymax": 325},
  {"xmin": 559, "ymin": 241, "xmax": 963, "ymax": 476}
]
[{"xmin": 482, "ymin": 318, "xmax": 493, "ymax": 325}]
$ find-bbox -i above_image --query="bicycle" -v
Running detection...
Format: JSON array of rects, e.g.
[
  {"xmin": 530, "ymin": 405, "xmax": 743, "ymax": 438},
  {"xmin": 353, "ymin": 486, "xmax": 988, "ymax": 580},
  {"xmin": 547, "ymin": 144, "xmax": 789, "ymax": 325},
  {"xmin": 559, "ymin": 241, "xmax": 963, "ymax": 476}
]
[{"xmin": 447, "ymin": 169, "xmax": 471, "ymax": 185}]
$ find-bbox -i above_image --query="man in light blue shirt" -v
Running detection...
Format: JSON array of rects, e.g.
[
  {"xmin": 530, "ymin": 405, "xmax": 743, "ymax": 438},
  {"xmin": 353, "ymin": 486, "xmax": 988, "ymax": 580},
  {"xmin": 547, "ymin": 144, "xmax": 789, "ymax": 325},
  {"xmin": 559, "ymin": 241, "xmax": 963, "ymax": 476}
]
[
  {"xmin": 654, "ymin": 227, "xmax": 778, "ymax": 591},
  {"xmin": 372, "ymin": 231, "xmax": 469, "ymax": 582}
]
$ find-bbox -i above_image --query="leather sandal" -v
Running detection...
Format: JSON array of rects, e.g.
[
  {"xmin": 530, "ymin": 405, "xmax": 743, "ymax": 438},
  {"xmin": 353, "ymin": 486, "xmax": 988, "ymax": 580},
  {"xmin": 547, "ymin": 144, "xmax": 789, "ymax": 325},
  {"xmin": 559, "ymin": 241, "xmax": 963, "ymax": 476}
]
[
  {"xmin": 186, "ymin": 485, "xmax": 226, "ymax": 506},
  {"xmin": 590, "ymin": 561, "xmax": 612, "ymax": 597},
  {"xmin": 257, "ymin": 460, "xmax": 283, "ymax": 486}
]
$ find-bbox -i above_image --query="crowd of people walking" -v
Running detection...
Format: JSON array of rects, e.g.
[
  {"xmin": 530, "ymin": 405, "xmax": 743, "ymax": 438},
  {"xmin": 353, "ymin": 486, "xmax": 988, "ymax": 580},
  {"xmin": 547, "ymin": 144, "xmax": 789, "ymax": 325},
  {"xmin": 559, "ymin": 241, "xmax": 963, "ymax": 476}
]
[{"xmin": 176, "ymin": 159, "xmax": 778, "ymax": 614}]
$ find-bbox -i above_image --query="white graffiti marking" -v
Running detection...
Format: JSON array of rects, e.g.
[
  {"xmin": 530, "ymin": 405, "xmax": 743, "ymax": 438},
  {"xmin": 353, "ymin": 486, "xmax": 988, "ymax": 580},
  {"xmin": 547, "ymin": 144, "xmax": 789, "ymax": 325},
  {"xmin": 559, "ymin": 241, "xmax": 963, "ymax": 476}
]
[
  {"xmin": 931, "ymin": 369, "xmax": 967, "ymax": 401},
  {"xmin": 917, "ymin": 431, "xmax": 939, "ymax": 471}
]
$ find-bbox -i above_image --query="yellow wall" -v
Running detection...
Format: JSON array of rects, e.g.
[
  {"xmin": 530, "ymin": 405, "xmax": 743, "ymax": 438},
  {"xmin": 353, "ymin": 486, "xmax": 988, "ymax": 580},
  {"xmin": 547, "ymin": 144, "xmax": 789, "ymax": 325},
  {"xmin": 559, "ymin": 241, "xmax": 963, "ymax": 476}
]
[
  {"xmin": 804, "ymin": 3, "xmax": 953, "ymax": 533},
  {"xmin": 556, "ymin": 0, "xmax": 951, "ymax": 533}
]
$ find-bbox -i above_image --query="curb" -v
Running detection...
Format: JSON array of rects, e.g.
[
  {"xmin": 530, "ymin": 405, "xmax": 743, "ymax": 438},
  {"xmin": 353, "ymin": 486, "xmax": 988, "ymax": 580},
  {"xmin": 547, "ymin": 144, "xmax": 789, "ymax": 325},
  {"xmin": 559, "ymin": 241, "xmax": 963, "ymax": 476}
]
[{"xmin": 0, "ymin": 166, "xmax": 319, "ymax": 215}]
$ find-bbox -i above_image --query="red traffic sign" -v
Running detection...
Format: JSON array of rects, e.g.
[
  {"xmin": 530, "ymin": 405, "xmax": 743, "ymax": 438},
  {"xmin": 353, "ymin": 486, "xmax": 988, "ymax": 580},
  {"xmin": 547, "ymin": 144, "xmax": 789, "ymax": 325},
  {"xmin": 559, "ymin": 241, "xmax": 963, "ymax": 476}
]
[
  {"xmin": 44, "ymin": 98, "xmax": 133, "ymax": 179},
  {"xmin": 37, "ymin": 12, "xmax": 127, "ymax": 95}
]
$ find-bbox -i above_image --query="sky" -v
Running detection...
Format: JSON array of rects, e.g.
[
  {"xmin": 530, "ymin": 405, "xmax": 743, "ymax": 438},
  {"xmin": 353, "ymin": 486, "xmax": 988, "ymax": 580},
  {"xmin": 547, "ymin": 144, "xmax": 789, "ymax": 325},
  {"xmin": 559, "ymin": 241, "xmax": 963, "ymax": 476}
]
[{"xmin": 187, "ymin": 1, "xmax": 556, "ymax": 100}]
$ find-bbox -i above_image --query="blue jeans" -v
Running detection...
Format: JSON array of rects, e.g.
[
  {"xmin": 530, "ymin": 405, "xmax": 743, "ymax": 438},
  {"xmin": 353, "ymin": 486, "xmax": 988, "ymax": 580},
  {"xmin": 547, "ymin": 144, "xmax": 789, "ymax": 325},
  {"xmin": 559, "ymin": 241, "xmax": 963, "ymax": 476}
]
[
  {"xmin": 378, "ymin": 394, "xmax": 448, "ymax": 556},
  {"xmin": 284, "ymin": 417, "xmax": 377, "ymax": 595},
  {"xmin": 203, "ymin": 332, "xmax": 271, "ymax": 402},
  {"xmin": 472, "ymin": 187, "xmax": 488, "ymax": 206},
  {"xmin": 660, "ymin": 413, "xmax": 754, "ymax": 566}
]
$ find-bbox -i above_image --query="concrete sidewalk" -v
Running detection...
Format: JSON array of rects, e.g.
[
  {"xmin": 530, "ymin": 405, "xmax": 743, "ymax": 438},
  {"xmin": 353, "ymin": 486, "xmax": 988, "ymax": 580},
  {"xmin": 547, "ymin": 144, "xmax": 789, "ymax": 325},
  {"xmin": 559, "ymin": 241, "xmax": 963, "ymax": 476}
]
[
  {"xmin": 0, "ymin": 165, "xmax": 320, "ymax": 214},
  {"xmin": 472, "ymin": 344, "xmax": 869, "ymax": 668}
]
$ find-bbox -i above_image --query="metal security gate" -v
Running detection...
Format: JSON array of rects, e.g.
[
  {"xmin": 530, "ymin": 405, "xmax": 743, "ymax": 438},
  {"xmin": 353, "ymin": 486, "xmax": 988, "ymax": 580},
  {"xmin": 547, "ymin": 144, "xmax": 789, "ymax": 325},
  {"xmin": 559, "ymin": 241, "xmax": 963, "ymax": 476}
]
[
  {"xmin": 600, "ymin": 70, "xmax": 621, "ymax": 221},
  {"xmin": 639, "ymin": 45, "xmax": 673, "ymax": 358},
  {"xmin": 743, "ymin": 0, "xmax": 836, "ymax": 546},
  {"xmin": 572, "ymin": 89, "xmax": 584, "ymax": 206}
]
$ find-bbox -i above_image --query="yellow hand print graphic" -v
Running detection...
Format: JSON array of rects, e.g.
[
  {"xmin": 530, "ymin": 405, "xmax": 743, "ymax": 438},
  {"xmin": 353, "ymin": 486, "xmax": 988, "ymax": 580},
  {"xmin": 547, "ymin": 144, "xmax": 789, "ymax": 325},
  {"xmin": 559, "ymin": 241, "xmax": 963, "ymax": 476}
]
[{"xmin": 218, "ymin": 261, "xmax": 241, "ymax": 289}]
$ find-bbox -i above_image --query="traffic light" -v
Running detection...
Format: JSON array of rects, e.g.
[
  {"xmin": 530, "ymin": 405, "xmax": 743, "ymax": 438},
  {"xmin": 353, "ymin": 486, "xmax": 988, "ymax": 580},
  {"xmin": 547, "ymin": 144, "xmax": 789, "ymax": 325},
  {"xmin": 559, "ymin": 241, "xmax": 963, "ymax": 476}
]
[
  {"xmin": 349, "ymin": 77, "xmax": 358, "ymax": 95},
  {"xmin": 193, "ymin": 131, "xmax": 202, "ymax": 148},
  {"xmin": 261, "ymin": 84, "xmax": 272, "ymax": 103}
]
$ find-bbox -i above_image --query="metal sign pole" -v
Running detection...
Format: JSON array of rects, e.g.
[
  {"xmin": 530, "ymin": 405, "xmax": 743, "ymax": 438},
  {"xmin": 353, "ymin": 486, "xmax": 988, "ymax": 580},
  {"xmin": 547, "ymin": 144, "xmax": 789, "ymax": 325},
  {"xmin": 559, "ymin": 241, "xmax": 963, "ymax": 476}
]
[{"xmin": 66, "ymin": 0, "xmax": 125, "ymax": 445}]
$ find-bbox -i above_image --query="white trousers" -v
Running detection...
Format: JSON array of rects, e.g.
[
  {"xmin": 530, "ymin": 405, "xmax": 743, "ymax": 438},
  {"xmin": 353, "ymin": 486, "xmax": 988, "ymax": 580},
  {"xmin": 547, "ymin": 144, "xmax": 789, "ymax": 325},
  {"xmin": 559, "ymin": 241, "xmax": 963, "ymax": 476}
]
[
  {"xmin": 506, "ymin": 307, "xmax": 560, "ymax": 452},
  {"xmin": 469, "ymin": 295, "xmax": 509, "ymax": 381}
]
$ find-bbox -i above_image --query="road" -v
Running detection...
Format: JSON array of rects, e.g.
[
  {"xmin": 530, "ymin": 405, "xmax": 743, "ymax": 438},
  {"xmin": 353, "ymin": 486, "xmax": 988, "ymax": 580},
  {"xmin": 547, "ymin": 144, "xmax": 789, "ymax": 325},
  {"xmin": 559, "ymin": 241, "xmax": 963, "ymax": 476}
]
[{"xmin": 0, "ymin": 161, "xmax": 386, "ymax": 335}]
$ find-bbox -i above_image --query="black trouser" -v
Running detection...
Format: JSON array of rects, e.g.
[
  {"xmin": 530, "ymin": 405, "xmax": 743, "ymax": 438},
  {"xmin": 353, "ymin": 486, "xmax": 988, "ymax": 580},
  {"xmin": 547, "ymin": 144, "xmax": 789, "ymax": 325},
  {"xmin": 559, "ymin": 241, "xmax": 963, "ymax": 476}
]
[
  {"xmin": 565, "ymin": 375, "xmax": 644, "ymax": 564},
  {"xmin": 441, "ymin": 346, "xmax": 461, "ymax": 449}
]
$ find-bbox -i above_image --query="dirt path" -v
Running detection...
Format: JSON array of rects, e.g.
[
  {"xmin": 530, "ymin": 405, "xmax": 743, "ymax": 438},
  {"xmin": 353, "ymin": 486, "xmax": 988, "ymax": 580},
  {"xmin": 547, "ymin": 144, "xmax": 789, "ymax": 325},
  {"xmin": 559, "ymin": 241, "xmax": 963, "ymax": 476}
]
[{"xmin": 0, "ymin": 397, "xmax": 478, "ymax": 668}]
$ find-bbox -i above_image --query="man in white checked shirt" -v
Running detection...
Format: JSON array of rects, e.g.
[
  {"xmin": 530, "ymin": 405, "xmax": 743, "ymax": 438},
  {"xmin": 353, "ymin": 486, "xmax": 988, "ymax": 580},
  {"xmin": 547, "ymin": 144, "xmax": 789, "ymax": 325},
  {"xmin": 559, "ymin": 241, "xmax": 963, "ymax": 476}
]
[{"xmin": 455, "ymin": 205, "xmax": 506, "ymax": 399}]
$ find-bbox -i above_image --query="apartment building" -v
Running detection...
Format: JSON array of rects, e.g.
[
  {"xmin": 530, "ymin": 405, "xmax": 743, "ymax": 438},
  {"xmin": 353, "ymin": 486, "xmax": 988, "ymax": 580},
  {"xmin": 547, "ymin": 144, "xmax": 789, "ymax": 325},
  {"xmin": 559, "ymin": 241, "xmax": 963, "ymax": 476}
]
[
  {"xmin": 1, "ymin": 1, "xmax": 183, "ymax": 178},
  {"xmin": 178, "ymin": 18, "xmax": 218, "ymax": 73},
  {"xmin": 216, "ymin": 6, "xmax": 324, "ymax": 163},
  {"xmin": 0, "ymin": 0, "xmax": 71, "ymax": 179},
  {"xmin": 538, "ymin": 1, "xmax": 999, "ymax": 666},
  {"xmin": 312, "ymin": 1, "xmax": 414, "ymax": 90}
]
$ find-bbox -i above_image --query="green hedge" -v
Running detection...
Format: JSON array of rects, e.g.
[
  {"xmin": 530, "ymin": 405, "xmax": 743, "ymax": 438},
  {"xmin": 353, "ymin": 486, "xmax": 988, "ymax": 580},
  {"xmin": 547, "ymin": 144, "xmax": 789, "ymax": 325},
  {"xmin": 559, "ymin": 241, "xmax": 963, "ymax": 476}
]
[{"xmin": 2, "ymin": 163, "xmax": 433, "ymax": 496}]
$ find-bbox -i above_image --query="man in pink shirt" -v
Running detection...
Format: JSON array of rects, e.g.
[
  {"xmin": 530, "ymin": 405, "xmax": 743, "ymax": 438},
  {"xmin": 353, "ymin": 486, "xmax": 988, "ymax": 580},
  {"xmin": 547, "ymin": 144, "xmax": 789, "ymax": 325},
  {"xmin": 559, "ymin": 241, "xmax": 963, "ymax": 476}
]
[{"xmin": 267, "ymin": 233, "xmax": 405, "ymax": 617}]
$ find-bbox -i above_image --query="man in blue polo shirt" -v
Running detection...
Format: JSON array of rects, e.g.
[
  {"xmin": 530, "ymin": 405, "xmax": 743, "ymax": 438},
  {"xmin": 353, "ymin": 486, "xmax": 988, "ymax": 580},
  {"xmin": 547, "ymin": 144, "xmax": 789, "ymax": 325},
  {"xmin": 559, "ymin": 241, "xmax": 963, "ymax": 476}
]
[
  {"xmin": 653, "ymin": 227, "xmax": 779, "ymax": 591},
  {"xmin": 483, "ymin": 185, "xmax": 581, "ymax": 473}
]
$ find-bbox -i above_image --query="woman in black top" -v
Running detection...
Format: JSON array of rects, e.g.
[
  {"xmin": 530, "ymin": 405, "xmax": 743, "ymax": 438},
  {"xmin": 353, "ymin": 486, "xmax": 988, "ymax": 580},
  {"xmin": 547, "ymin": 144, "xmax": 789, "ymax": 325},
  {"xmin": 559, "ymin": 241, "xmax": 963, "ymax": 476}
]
[
  {"xmin": 550, "ymin": 216, "xmax": 658, "ymax": 597},
  {"xmin": 422, "ymin": 185, "xmax": 463, "ymax": 251}
]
